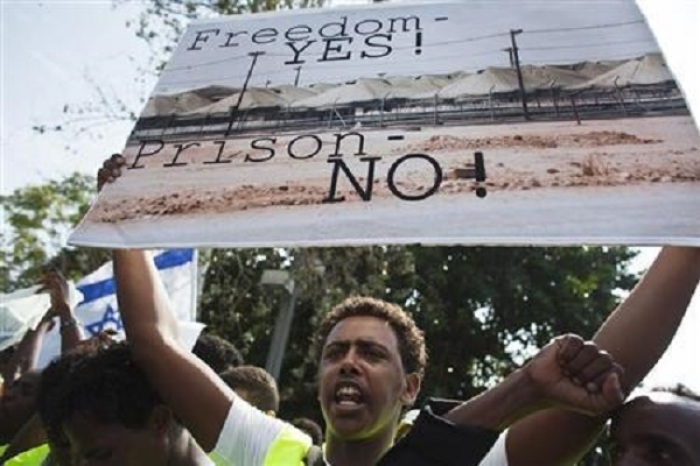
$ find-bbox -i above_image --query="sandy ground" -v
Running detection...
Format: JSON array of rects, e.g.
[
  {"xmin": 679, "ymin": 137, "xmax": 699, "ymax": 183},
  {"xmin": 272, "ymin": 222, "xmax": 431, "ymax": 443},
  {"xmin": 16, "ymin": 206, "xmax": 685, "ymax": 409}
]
[{"xmin": 71, "ymin": 115, "xmax": 700, "ymax": 246}]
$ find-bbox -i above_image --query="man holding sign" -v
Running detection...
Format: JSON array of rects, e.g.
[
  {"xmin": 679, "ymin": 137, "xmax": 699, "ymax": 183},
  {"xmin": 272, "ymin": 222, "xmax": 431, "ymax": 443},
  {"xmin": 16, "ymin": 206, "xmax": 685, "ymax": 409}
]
[{"xmin": 97, "ymin": 154, "xmax": 700, "ymax": 465}]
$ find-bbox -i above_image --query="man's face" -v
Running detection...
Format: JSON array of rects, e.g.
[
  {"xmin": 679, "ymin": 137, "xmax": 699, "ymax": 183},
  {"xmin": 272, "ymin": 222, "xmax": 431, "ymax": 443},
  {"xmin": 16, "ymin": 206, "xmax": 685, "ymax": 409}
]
[
  {"xmin": 0, "ymin": 371, "xmax": 40, "ymax": 442},
  {"xmin": 318, "ymin": 315, "xmax": 419, "ymax": 441},
  {"xmin": 609, "ymin": 392, "xmax": 700, "ymax": 466},
  {"xmin": 63, "ymin": 412, "xmax": 168, "ymax": 466}
]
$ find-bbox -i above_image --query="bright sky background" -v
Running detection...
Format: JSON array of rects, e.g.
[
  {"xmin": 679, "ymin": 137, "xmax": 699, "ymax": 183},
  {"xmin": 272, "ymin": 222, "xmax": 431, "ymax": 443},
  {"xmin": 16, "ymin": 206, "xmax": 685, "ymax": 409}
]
[{"xmin": 1, "ymin": 0, "xmax": 699, "ymax": 390}]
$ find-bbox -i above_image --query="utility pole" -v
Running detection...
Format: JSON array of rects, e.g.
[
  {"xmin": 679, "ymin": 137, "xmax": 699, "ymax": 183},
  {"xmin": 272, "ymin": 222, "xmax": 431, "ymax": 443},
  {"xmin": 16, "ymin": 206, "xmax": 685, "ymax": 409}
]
[
  {"xmin": 293, "ymin": 66, "xmax": 302, "ymax": 87},
  {"xmin": 502, "ymin": 47, "xmax": 515, "ymax": 68},
  {"xmin": 226, "ymin": 51, "xmax": 264, "ymax": 135},
  {"xmin": 509, "ymin": 29, "xmax": 530, "ymax": 120},
  {"xmin": 265, "ymin": 281, "xmax": 297, "ymax": 381}
]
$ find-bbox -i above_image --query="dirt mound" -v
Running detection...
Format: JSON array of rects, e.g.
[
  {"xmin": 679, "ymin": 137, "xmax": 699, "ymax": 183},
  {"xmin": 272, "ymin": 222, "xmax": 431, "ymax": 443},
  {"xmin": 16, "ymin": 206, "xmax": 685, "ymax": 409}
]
[
  {"xmin": 90, "ymin": 183, "xmax": 370, "ymax": 222},
  {"xmin": 396, "ymin": 131, "xmax": 661, "ymax": 153}
]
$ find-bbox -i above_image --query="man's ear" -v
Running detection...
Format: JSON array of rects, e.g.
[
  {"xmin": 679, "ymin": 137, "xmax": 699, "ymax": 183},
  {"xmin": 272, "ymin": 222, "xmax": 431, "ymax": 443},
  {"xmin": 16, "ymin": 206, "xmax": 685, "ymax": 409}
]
[
  {"xmin": 149, "ymin": 405, "xmax": 174, "ymax": 435},
  {"xmin": 401, "ymin": 373, "xmax": 421, "ymax": 407}
]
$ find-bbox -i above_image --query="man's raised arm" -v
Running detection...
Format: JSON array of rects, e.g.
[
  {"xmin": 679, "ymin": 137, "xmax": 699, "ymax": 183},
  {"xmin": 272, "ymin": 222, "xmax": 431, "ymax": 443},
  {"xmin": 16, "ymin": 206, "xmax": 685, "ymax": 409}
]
[
  {"xmin": 505, "ymin": 247, "xmax": 700, "ymax": 466},
  {"xmin": 103, "ymin": 155, "xmax": 234, "ymax": 451}
]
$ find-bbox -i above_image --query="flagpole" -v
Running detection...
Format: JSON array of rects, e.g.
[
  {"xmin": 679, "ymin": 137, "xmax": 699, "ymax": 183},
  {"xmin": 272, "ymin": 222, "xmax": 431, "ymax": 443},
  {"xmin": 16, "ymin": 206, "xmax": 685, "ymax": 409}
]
[{"xmin": 191, "ymin": 249, "xmax": 200, "ymax": 322}]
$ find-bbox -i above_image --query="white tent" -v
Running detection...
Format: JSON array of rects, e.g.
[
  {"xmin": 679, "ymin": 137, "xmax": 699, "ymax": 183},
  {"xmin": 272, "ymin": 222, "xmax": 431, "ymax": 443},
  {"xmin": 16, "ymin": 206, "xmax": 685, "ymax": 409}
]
[
  {"xmin": 141, "ymin": 91, "xmax": 213, "ymax": 117},
  {"xmin": 437, "ymin": 67, "xmax": 532, "ymax": 98},
  {"xmin": 570, "ymin": 60, "xmax": 626, "ymax": 79},
  {"xmin": 190, "ymin": 87, "xmax": 287, "ymax": 113},
  {"xmin": 386, "ymin": 75, "xmax": 452, "ymax": 99},
  {"xmin": 567, "ymin": 53, "xmax": 673, "ymax": 89},
  {"xmin": 521, "ymin": 65, "xmax": 589, "ymax": 90},
  {"xmin": 270, "ymin": 84, "xmax": 318, "ymax": 105},
  {"xmin": 190, "ymin": 85, "xmax": 238, "ymax": 101},
  {"xmin": 292, "ymin": 78, "xmax": 393, "ymax": 108}
]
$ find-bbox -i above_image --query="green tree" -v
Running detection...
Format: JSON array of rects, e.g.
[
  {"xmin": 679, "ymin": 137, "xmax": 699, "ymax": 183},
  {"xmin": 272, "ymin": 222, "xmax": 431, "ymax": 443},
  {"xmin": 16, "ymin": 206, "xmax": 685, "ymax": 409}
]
[{"xmin": 0, "ymin": 173, "xmax": 109, "ymax": 291}]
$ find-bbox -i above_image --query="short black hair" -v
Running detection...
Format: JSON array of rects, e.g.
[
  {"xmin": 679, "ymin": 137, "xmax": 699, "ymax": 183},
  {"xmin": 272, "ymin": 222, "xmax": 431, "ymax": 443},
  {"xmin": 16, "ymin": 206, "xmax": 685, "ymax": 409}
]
[
  {"xmin": 315, "ymin": 296, "xmax": 427, "ymax": 378},
  {"xmin": 219, "ymin": 365, "xmax": 279, "ymax": 413},
  {"xmin": 37, "ymin": 342, "xmax": 163, "ymax": 445},
  {"xmin": 192, "ymin": 333, "xmax": 243, "ymax": 373}
]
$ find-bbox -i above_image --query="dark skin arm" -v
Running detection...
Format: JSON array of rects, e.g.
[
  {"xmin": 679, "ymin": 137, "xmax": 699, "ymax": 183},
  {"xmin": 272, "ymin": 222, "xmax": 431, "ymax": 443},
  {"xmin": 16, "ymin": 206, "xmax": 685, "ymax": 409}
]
[
  {"xmin": 101, "ymin": 154, "xmax": 235, "ymax": 451},
  {"xmin": 505, "ymin": 246, "xmax": 700, "ymax": 466},
  {"xmin": 40, "ymin": 272, "xmax": 83, "ymax": 354},
  {"xmin": 444, "ymin": 334, "xmax": 623, "ymax": 431}
]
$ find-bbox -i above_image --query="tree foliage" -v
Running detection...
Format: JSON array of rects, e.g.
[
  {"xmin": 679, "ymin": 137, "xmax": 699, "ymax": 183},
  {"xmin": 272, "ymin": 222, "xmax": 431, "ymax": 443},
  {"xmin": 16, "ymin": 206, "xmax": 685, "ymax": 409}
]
[{"xmin": 0, "ymin": 174, "xmax": 109, "ymax": 291}]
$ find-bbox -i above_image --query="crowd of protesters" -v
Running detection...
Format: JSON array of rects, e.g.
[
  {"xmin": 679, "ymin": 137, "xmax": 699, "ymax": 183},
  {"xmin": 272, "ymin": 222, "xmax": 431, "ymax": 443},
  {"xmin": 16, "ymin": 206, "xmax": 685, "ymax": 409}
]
[{"xmin": 0, "ymin": 155, "xmax": 698, "ymax": 465}]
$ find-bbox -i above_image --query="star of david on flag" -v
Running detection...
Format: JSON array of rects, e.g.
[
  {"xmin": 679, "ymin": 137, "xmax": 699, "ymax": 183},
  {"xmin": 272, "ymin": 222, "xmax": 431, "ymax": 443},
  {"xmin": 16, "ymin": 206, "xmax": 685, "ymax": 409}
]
[{"xmin": 84, "ymin": 304, "xmax": 124, "ymax": 335}]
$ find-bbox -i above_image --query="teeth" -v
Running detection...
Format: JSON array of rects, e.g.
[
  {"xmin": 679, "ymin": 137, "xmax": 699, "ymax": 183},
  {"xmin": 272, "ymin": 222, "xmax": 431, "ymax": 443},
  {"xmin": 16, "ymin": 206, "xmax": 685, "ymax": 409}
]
[
  {"xmin": 335, "ymin": 384, "xmax": 362, "ymax": 405},
  {"xmin": 337, "ymin": 387, "xmax": 359, "ymax": 396}
]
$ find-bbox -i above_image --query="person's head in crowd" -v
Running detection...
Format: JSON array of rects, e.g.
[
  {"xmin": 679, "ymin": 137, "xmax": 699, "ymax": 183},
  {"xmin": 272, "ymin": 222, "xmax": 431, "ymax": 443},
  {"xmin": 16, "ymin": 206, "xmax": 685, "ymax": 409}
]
[
  {"xmin": 608, "ymin": 384, "xmax": 700, "ymax": 466},
  {"xmin": 192, "ymin": 333, "xmax": 243, "ymax": 373},
  {"xmin": 314, "ymin": 296, "xmax": 426, "ymax": 446},
  {"xmin": 219, "ymin": 365, "xmax": 279, "ymax": 415},
  {"xmin": 291, "ymin": 417, "xmax": 323, "ymax": 446},
  {"xmin": 0, "ymin": 369, "xmax": 41, "ymax": 444},
  {"xmin": 37, "ymin": 341, "xmax": 207, "ymax": 465}
]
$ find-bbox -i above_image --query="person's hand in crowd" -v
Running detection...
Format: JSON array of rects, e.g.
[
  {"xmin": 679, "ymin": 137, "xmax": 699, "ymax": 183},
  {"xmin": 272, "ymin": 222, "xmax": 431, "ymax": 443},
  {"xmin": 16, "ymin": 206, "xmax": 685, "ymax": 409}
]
[
  {"xmin": 525, "ymin": 334, "xmax": 624, "ymax": 416},
  {"xmin": 38, "ymin": 272, "xmax": 72, "ymax": 322},
  {"xmin": 39, "ymin": 271, "xmax": 84, "ymax": 352},
  {"xmin": 97, "ymin": 153, "xmax": 126, "ymax": 192}
]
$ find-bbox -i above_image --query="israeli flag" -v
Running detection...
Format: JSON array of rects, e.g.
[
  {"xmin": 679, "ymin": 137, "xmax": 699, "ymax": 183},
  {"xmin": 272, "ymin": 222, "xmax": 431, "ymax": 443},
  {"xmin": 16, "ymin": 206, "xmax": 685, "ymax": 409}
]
[
  {"xmin": 36, "ymin": 249, "xmax": 202, "ymax": 368},
  {"xmin": 1, "ymin": 286, "xmax": 53, "ymax": 352}
]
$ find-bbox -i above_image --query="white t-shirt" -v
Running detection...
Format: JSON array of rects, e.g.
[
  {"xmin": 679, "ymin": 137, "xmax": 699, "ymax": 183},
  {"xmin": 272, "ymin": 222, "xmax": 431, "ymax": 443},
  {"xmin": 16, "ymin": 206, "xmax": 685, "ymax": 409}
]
[
  {"xmin": 211, "ymin": 395, "xmax": 312, "ymax": 466},
  {"xmin": 478, "ymin": 431, "xmax": 508, "ymax": 466}
]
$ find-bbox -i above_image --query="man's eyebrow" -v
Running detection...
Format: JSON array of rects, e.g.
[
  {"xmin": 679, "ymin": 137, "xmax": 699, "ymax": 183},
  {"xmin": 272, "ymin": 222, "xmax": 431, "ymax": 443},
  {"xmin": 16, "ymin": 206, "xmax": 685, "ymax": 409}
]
[
  {"xmin": 355, "ymin": 339, "xmax": 389, "ymax": 350},
  {"xmin": 324, "ymin": 339, "xmax": 388, "ymax": 349}
]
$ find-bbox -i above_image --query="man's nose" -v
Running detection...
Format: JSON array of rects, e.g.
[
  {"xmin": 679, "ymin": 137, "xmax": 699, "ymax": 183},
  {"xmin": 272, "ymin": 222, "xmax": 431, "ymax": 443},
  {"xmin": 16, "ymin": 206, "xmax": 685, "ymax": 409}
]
[{"xmin": 339, "ymin": 348, "xmax": 361, "ymax": 374}]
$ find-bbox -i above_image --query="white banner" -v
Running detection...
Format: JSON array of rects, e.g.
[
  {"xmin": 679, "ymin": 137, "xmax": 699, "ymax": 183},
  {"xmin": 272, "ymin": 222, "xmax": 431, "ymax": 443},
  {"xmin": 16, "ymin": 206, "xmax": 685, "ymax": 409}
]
[{"xmin": 69, "ymin": 2, "xmax": 700, "ymax": 248}]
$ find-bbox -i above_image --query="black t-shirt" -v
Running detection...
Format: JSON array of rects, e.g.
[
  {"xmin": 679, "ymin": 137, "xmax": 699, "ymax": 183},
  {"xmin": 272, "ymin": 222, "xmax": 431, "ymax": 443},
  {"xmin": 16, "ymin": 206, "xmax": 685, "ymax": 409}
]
[{"xmin": 376, "ymin": 398, "xmax": 499, "ymax": 466}]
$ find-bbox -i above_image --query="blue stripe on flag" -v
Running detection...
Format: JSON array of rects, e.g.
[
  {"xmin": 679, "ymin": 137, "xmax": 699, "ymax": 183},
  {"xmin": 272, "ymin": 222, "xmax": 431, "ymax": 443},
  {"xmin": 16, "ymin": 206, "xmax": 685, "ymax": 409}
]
[
  {"xmin": 77, "ymin": 249, "xmax": 193, "ymax": 305},
  {"xmin": 154, "ymin": 249, "xmax": 194, "ymax": 269}
]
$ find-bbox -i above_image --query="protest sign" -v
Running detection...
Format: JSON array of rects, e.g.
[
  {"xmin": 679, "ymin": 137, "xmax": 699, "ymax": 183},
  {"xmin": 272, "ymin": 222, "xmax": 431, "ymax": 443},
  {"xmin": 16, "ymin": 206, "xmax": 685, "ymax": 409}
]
[{"xmin": 69, "ymin": 1, "xmax": 700, "ymax": 248}]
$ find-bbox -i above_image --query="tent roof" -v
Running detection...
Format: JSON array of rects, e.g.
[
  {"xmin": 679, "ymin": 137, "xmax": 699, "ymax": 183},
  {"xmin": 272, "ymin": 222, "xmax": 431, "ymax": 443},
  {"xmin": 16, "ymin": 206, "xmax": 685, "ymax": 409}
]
[
  {"xmin": 292, "ymin": 78, "xmax": 393, "ymax": 108},
  {"xmin": 141, "ymin": 92, "xmax": 213, "ymax": 117},
  {"xmin": 568, "ymin": 53, "xmax": 673, "ymax": 89},
  {"xmin": 189, "ymin": 87, "xmax": 287, "ymax": 112}
]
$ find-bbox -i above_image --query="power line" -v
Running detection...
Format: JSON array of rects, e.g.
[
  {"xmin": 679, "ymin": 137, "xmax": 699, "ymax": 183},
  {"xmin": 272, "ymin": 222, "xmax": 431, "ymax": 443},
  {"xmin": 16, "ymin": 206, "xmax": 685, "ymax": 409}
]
[
  {"xmin": 525, "ymin": 19, "xmax": 645, "ymax": 34},
  {"xmin": 522, "ymin": 38, "xmax": 656, "ymax": 52},
  {"xmin": 165, "ymin": 53, "xmax": 251, "ymax": 72}
]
